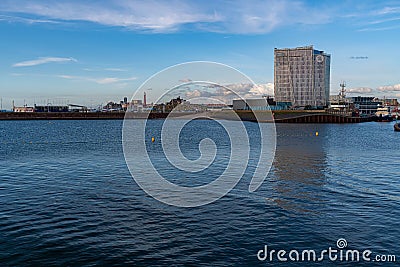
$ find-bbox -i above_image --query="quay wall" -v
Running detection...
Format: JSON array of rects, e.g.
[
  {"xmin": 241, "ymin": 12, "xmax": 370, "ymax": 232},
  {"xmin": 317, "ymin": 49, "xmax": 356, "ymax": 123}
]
[{"xmin": 0, "ymin": 111, "xmax": 372, "ymax": 123}]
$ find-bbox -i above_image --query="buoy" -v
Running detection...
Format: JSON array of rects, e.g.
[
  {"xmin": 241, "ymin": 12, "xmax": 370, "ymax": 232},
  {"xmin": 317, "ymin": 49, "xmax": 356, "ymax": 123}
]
[
  {"xmin": 151, "ymin": 137, "xmax": 155, "ymax": 143},
  {"xmin": 315, "ymin": 132, "xmax": 319, "ymax": 136}
]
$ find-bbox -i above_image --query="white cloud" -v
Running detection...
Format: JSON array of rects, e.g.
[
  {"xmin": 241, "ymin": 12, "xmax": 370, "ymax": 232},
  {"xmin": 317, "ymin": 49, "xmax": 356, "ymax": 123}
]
[
  {"xmin": 83, "ymin": 67, "xmax": 128, "ymax": 72},
  {"xmin": 347, "ymin": 87, "xmax": 373, "ymax": 94},
  {"xmin": 249, "ymin": 83, "xmax": 274, "ymax": 96},
  {"xmin": 13, "ymin": 57, "xmax": 77, "ymax": 67},
  {"xmin": 0, "ymin": 0, "xmax": 333, "ymax": 33},
  {"xmin": 185, "ymin": 89, "xmax": 212, "ymax": 98},
  {"xmin": 58, "ymin": 74, "xmax": 137, "ymax": 84},
  {"xmin": 96, "ymin": 77, "xmax": 137, "ymax": 84},
  {"xmin": 184, "ymin": 82, "xmax": 273, "ymax": 103},
  {"xmin": 104, "ymin": 68, "xmax": 128, "ymax": 72},
  {"xmin": 223, "ymin": 83, "xmax": 274, "ymax": 98},
  {"xmin": 377, "ymin": 84, "xmax": 400, "ymax": 92}
]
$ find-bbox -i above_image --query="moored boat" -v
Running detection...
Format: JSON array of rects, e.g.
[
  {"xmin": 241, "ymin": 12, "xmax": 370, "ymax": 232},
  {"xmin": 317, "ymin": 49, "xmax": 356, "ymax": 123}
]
[
  {"xmin": 375, "ymin": 106, "xmax": 393, "ymax": 122},
  {"xmin": 375, "ymin": 114, "xmax": 393, "ymax": 122}
]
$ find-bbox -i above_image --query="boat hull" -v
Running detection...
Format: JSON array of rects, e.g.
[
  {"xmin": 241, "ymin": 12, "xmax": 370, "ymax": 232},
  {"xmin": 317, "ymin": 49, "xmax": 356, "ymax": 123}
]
[{"xmin": 375, "ymin": 115, "xmax": 393, "ymax": 122}]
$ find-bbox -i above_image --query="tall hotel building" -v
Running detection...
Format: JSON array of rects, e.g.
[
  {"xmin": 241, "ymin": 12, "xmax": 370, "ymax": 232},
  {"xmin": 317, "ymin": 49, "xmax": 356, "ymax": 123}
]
[{"xmin": 274, "ymin": 46, "xmax": 331, "ymax": 107}]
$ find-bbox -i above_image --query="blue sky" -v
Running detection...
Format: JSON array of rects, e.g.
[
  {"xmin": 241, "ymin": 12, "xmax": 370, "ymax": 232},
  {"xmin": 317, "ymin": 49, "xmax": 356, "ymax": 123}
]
[{"xmin": 1, "ymin": 0, "xmax": 400, "ymax": 109}]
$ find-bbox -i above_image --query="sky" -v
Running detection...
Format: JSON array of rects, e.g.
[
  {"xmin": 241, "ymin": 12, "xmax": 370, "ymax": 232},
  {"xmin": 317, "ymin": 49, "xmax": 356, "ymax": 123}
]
[{"xmin": 1, "ymin": 0, "xmax": 400, "ymax": 109}]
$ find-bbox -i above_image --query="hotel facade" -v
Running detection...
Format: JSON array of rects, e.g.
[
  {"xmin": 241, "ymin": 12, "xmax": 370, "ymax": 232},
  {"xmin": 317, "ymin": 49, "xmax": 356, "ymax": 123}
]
[{"xmin": 274, "ymin": 46, "xmax": 331, "ymax": 107}]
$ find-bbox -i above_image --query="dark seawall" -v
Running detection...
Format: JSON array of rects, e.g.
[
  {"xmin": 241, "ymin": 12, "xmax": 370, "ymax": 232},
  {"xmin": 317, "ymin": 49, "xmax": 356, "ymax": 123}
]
[
  {"xmin": 0, "ymin": 112, "xmax": 127, "ymax": 120},
  {"xmin": 237, "ymin": 110, "xmax": 373, "ymax": 123},
  {"xmin": 0, "ymin": 111, "xmax": 372, "ymax": 123}
]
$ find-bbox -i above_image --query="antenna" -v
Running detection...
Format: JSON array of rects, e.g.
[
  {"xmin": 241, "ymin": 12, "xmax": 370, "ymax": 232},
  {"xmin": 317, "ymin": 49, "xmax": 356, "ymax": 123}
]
[{"xmin": 339, "ymin": 81, "xmax": 346, "ymax": 100}]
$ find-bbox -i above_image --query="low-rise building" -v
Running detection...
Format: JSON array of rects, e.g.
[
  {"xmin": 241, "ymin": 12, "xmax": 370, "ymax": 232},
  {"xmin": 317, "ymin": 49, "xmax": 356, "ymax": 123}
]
[
  {"xmin": 233, "ymin": 98, "xmax": 290, "ymax": 111},
  {"xmin": 34, "ymin": 105, "xmax": 69, "ymax": 112},
  {"xmin": 13, "ymin": 106, "xmax": 35, "ymax": 112},
  {"xmin": 68, "ymin": 104, "xmax": 88, "ymax": 112},
  {"xmin": 350, "ymin": 96, "xmax": 381, "ymax": 115}
]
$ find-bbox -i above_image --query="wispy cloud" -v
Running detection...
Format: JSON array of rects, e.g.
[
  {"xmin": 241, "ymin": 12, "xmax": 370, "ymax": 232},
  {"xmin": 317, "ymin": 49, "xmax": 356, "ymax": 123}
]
[
  {"xmin": 358, "ymin": 24, "xmax": 400, "ymax": 32},
  {"xmin": 13, "ymin": 57, "xmax": 77, "ymax": 67},
  {"xmin": 366, "ymin": 16, "xmax": 400, "ymax": 25},
  {"xmin": 0, "ymin": 0, "xmax": 334, "ymax": 34},
  {"xmin": 58, "ymin": 75, "xmax": 137, "ymax": 85},
  {"xmin": 375, "ymin": 6, "xmax": 400, "ymax": 16},
  {"xmin": 0, "ymin": 14, "xmax": 60, "ymax": 24},
  {"xmin": 0, "ymin": 0, "xmax": 219, "ymax": 32},
  {"xmin": 83, "ymin": 67, "xmax": 128, "ymax": 72},
  {"xmin": 355, "ymin": 4, "xmax": 400, "ymax": 32},
  {"xmin": 104, "ymin": 68, "xmax": 128, "ymax": 72},
  {"xmin": 3, "ymin": 1, "xmax": 399, "ymax": 34}
]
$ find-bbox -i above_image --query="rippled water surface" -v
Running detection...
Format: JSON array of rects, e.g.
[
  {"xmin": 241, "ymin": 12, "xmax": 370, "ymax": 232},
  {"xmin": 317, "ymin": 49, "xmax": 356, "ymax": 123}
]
[{"xmin": 1, "ymin": 120, "xmax": 399, "ymax": 266}]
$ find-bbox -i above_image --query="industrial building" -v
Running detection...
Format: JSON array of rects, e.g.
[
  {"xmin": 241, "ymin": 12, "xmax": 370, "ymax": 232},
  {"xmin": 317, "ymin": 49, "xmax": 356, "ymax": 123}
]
[{"xmin": 274, "ymin": 46, "xmax": 331, "ymax": 108}]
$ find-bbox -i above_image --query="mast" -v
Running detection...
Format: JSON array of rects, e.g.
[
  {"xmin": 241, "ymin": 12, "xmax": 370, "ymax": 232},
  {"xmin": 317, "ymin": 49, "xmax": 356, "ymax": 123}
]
[{"xmin": 339, "ymin": 81, "xmax": 346, "ymax": 101}]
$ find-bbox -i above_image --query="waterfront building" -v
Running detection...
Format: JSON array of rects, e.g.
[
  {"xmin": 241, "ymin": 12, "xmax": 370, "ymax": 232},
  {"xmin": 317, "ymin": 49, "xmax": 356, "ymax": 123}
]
[
  {"xmin": 102, "ymin": 101, "xmax": 123, "ymax": 112},
  {"xmin": 329, "ymin": 96, "xmax": 348, "ymax": 111},
  {"xmin": 13, "ymin": 106, "xmax": 35, "ymax": 112},
  {"xmin": 274, "ymin": 46, "xmax": 331, "ymax": 108},
  {"xmin": 131, "ymin": 100, "xmax": 142, "ymax": 106},
  {"xmin": 205, "ymin": 103, "xmax": 231, "ymax": 111},
  {"xmin": 68, "ymin": 104, "xmax": 88, "ymax": 112},
  {"xmin": 233, "ymin": 99, "xmax": 269, "ymax": 111},
  {"xmin": 378, "ymin": 98, "xmax": 399, "ymax": 114},
  {"xmin": 127, "ymin": 100, "xmax": 143, "ymax": 112},
  {"xmin": 152, "ymin": 97, "xmax": 184, "ymax": 113},
  {"xmin": 380, "ymin": 98, "xmax": 399, "ymax": 106},
  {"xmin": 34, "ymin": 105, "xmax": 69, "ymax": 112},
  {"xmin": 349, "ymin": 96, "xmax": 381, "ymax": 115}
]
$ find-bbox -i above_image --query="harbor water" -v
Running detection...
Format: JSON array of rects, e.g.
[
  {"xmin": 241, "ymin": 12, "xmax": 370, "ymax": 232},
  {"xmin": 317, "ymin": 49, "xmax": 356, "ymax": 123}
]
[{"xmin": 0, "ymin": 120, "xmax": 399, "ymax": 266}]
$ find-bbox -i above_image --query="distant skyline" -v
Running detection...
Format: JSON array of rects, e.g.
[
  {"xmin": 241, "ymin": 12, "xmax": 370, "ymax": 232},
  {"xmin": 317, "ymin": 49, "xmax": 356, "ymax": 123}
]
[{"xmin": 1, "ymin": 0, "xmax": 400, "ymax": 109}]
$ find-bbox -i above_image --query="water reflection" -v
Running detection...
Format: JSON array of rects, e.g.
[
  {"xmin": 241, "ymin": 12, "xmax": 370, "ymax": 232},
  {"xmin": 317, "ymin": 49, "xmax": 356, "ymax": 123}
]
[{"xmin": 268, "ymin": 124, "xmax": 328, "ymax": 213}]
